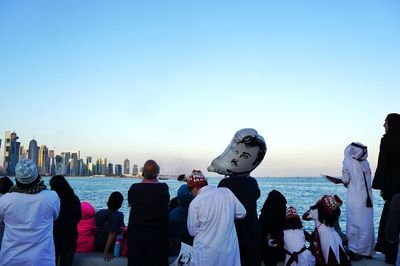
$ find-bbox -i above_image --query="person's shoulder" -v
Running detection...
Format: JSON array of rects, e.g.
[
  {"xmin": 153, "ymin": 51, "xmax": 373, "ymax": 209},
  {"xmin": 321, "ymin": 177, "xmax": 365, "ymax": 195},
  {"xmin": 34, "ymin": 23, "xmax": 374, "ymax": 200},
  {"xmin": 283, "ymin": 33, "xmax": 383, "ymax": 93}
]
[{"xmin": 40, "ymin": 190, "xmax": 60, "ymax": 200}]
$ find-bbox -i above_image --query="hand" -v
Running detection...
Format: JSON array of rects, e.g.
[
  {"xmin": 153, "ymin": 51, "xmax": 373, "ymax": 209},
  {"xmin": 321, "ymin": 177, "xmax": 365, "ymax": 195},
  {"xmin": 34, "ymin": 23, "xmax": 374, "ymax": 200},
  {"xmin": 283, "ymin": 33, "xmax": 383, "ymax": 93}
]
[{"xmin": 103, "ymin": 251, "xmax": 113, "ymax": 262}]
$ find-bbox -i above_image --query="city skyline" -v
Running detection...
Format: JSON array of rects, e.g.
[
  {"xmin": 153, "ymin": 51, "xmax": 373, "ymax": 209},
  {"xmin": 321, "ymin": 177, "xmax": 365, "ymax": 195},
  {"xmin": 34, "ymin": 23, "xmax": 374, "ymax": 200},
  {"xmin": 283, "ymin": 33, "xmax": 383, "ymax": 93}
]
[
  {"xmin": 1, "ymin": 131, "xmax": 141, "ymax": 177},
  {"xmin": 1, "ymin": 1, "xmax": 399, "ymax": 176}
]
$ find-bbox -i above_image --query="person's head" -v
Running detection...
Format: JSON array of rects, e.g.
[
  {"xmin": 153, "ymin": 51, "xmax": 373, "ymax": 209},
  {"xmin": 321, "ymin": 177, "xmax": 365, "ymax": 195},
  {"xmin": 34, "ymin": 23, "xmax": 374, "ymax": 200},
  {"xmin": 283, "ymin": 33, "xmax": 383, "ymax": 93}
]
[
  {"xmin": 187, "ymin": 170, "xmax": 208, "ymax": 196},
  {"xmin": 344, "ymin": 142, "xmax": 368, "ymax": 161},
  {"xmin": 177, "ymin": 184, "xmax": 194, "ymax": 208},
  {"xmin": 309, "ymin": 195, "xmax": 342, "ymax": 227},
  {"xmin": 107, "ymin": 191, "xmax": 124, "ymax": 211},
  {"xmin": 49, "ymin": 175, "xmax": 75, "ymax": 200},
  {"xmin": 284, "ymin": 206, "xmax": 303, "ymax": 230},
  {"xmin": 0, "ymin": 176, "xmax": 13, "ymax": 194},
  {"xmin": 142, "ymin": 160, "xmax": 160, "ymax": 179},
  {"xmin": 384, "ymin": 113, "xmax": 400, "ymax": 134},
  {"xmin": 15, "ymin": 159, "xmax": 40, "ymax": 188},
  {"xmin": 208, "ymin": 128, "xmax": 267, "ymax": 176},
  {"xmin": 81, "ymin": 201, "xmax": 96, "ymax": 220}
]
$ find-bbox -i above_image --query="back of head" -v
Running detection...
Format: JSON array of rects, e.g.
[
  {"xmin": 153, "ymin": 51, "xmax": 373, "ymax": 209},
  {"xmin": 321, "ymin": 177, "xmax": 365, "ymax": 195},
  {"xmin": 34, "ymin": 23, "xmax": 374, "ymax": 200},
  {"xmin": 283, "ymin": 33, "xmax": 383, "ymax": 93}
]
[
  {"xmin": 313, "ymin": 195, "xmax": 342, "ymax": 227},
  {"xmin": 142, "ymin": 160, "xmax": 160, "ymax": 179},
  {"xmin": 50, "ymin": 175, "xmax": 75, "ymax": 200},
  {"xmin": 177, "ymin": 184, "xmax": 194, "ymax": 208},
  {"xmin": 344, "ymin": 142, "xmax": 368, "ymax": 161},
  {"xmin": 0, "ymin": 176, "xmax": 14, "ymax": 194},
  {"xmin": 81, "ymin": 201, "xmax": 96, "ymax": 219},
  {"xmin": 386, "ymin": 113, "xmax": 400, "ymax": 135},
  {"xmin": 187, "ymin": 170, "xmax": 208, "ymax": 190},
  {"xmin": 15, "ymin": 159, "xmax": 40, "ymax": 188},
  {"xmin": 107, "ymin": 191, "xmax": 124, "ymax": 211},
  {"xmin": 284, "ymin": 206, "xmax": 303, "ymax": 230}
]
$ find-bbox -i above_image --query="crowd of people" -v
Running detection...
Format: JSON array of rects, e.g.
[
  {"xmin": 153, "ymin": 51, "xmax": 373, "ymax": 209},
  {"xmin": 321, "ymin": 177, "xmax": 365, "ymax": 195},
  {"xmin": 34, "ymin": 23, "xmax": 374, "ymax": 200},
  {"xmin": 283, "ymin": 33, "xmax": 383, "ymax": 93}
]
[{"xmin": 0, "ymin": 113, "xmax": 399, "ymax": 266}]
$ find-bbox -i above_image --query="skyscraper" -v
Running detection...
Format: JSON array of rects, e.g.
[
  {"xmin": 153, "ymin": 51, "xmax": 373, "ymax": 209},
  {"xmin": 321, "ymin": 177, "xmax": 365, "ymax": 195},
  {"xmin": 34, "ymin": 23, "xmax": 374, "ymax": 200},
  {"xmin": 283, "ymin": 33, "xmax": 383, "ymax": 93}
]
[
  {"xmin": 108, "ymin": 163, "xmax": 114, "ymax": 176},
  {"xmin": 6, "ymin": 132, "xmax": 20, "ymax": 176},
  {"xmin": 123, "ymin": 159, "xmax": 130, "ymax": 175},
  {"xmin": 49, "ymin": 150, "xmax": 55, "ymax": 176},
  {"xmin": 38, "ymin": 145, "xmax": 49, "ymax": 175},
  {"xmin": 70, "ymin": 152, "xmax": 79, "ymax": 176},
  {"xmin": 28, "ymin": 139, "xmax": 39, "ymax": 166},
  {"xmin": 19, "ymin": 145, "xmax": 27, "ymax": 160},
  {"xmin": 132, "ymin": 164, "xmax": 139, "ymax": 176},
  {"xmin": 55, "ymin": 155, "xmax": 62, "ymax": 175},
  {"xmin": 3, "ymin": 131, "xmax": 11, "ymax": 171},
  {"xmin": 115, "ymin": 164, "xmax": 122, "ymax": 176}
]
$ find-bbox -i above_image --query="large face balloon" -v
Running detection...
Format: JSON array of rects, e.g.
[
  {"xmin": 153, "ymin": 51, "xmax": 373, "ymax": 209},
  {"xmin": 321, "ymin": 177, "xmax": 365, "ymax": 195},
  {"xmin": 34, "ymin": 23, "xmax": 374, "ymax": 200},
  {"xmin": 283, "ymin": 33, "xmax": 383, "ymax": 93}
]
[{"xmin": 207, "ymin": 128, "xmax": 267, "ymax": 176}]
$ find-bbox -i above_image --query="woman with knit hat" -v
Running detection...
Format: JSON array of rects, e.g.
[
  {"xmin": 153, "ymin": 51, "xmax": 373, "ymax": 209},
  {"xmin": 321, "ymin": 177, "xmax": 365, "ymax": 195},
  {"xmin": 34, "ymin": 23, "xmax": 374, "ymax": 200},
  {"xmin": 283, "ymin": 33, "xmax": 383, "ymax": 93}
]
[
  {"xmin": 373, "ymin": 113, "xmax": 400, "ymax": 264},
  {"xmin": 0, "ymin": 159, "xmax": 60, "ymax": 266}
]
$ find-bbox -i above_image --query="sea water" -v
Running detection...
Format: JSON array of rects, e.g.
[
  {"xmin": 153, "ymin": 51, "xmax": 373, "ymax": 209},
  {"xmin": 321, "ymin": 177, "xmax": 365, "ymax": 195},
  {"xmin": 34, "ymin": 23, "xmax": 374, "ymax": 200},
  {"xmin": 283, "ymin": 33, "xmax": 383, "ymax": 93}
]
[{"xmin": 42, "ymin": 176, "xmax": 384, "ymax": 235}]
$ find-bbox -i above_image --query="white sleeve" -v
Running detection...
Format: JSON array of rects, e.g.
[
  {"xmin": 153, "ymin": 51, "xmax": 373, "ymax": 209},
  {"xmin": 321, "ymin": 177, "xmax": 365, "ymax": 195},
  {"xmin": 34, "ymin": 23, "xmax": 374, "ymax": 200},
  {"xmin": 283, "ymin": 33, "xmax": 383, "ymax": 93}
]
[
  {"xmin": 342, "ymin": 164, "xmax": 351, "ymax": 185},
  {"xmin": 0, "ymin": 198, "xmax": 4, "ymax": 223},
  {"xmin": 232, "ymin": 193, "xmax": 246, "ymax": 219}
]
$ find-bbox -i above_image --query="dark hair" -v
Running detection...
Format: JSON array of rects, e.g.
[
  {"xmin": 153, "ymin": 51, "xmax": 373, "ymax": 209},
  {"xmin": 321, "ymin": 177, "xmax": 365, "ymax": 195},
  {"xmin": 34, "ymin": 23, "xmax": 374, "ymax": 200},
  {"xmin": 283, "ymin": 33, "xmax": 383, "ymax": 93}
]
[
  {"xmin": 284, "ymin": 217, "xmax": 303, "ymax": 230},
  {"xmin": 50, "ymin": 175, "xmax": 77, "ymax": 201},
  {"xmin": 142, "ymin": 160, "xmax": 160, "ymax": 179},
  {"xmin": 0, "ymin": 176, "xmax": 13, "ymax": 194},
  {"xmin": 386, "ymin": 113, "xmax": 400, "ymax": 134},
  {"xmin": 107, "ymin": 191, "xmax": 123, "ymax": 211},
  {"xmin": 238, "ymin": 135, "xmax": 267, "ymax": 166}
]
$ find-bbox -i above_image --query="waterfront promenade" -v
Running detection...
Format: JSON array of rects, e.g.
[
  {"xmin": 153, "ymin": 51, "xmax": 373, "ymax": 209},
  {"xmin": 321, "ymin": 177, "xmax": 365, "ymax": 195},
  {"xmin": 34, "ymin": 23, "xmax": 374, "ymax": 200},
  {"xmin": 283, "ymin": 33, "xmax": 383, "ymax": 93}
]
[{"xmin": 73, "ymin": 252, "xmax": 388, "ymax": 266}]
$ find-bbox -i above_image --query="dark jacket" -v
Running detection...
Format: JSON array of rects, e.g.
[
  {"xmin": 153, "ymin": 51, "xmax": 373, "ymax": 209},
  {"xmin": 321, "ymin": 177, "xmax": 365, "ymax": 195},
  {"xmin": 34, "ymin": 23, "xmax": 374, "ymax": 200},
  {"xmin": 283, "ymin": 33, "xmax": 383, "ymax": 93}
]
[
  {"xmin": 168, "ymin": 184, "xmax": 194, "ymax": 256},
  {"xmin": 127, "ymin": 182, "xmax": 170, "ymax": 266},
  {"xmin": 54, "ymin": 194, "xmax": 82, "ymax": 251},
  {"xmin": 373, "ymin": 114, "xmax": 400, "ymax": 199}
]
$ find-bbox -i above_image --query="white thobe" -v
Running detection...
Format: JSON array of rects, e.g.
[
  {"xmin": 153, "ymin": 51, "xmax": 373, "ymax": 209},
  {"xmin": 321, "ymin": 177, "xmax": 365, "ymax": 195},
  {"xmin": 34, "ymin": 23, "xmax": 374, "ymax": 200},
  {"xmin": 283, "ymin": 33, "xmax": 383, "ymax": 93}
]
[
  {"xmin": 0, "ymin": 190, "xmax": 60, "ymax": 266},
  {"xmin": 317, "ymin": 223, "xmax": 347, "ymax": 265},
  {"xmin": 342, "ymin": 149, "xmax": 375, "ymax": 256},
  {"xmin": 283, "ymin": 229, "xmax": 315, "ymax": 266},
  {"xmin": 187, "ymin": 185, "xmax": 246, "ymax": 266}
]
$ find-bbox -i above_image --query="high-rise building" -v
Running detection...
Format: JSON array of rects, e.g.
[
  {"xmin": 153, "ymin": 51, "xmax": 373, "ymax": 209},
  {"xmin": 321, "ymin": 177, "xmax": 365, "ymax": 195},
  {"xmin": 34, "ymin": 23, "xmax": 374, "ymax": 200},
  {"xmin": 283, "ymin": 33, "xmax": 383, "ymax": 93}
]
[
  {"xmin": 96, "ymin": 158, "xmax": 107, "ymax": 175},
  {"xmin": 123, "ymin": 159, "xmax": 130, "ymax": 175},
  {"xmin": 19, "ymin": 145, "xmax": 27, "ymax": 160},
  {"xmin": 5, "ymin": 132, "xmax": 20, "ymax": 176},
  {"xmin": 38, "ymin": 145, "xmax": 49, "ymax": 175},
  {"xmin": 2, "ymin": 131, "xmax": 11, "ymax": 171},
  {"xmin": 132, "ymin": 164, "xmax": 139, "ymax": 176},
  {"xmin": 86, "ymin": 156, "xmax": 92, "ymax": 165},
  {"xmin": 28, "ymin": 139, "xmax": 39, "ymax": 166},
  {"xmin": 108, "ymin": 163, "xmax": 114, "ymax": 175},
  {"xmin": 88, "ymin": 162, "xmax": 95, "ymax": 176},
  {"xmin": 49, "ymin": 150, "xmax": 55, "ymax": 175},
  {"xmin": 70, "ymin": 152, "xmax": 79, "ymax": 176},
  {"xmin": 115, "ymin": 164, "xmax": 122, "ymax": 176},
  {"xmin": 55, "ymin": 155, "xmax": 62, "ymax": 175}
]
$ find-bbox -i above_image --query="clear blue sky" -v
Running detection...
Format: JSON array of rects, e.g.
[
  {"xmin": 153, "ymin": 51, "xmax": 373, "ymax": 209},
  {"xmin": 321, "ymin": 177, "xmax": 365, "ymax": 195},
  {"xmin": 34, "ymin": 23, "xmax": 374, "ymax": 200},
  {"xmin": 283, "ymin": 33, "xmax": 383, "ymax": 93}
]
[{"xmin": 1, "ymin": 1, "xmax": 399, "ymax": 176}]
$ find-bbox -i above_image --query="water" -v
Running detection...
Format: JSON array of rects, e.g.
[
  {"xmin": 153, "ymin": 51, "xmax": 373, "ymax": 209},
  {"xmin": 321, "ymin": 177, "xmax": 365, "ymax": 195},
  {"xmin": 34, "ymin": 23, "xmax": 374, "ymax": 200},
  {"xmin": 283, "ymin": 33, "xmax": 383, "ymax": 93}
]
[{"xmin": 41, "ymin": 176, "xmax": 384, "ymax": 235}]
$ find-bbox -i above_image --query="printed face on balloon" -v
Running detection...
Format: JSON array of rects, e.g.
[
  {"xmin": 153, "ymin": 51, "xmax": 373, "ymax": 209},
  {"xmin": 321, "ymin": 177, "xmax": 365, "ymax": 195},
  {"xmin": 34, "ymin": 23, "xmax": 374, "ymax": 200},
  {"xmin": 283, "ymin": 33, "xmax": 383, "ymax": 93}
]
[{"xmin": 228, "ymin": 142, "xmax": 259, "ymax": 173}]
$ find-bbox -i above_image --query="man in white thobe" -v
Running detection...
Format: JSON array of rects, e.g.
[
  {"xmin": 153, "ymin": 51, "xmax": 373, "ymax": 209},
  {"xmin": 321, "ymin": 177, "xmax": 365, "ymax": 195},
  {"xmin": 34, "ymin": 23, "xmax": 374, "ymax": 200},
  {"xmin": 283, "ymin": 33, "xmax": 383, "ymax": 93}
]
[
  {"xmin": 187, "ymin": 170, "xmax": 246, "ymax": 266},
  {"xmin": 0, "ymin": 159, "xmax": 60, "ymax": 266},
  {"xmin": 342, "ymin": 142, "xmax": 375, "ymax": 259}
]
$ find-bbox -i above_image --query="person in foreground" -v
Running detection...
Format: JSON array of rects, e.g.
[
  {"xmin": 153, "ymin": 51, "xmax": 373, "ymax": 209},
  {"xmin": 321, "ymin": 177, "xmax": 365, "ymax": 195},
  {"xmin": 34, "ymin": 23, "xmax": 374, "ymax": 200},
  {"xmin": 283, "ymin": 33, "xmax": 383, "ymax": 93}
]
[
  {"xmin": 187, "ymin": 170, "xmax": 247, "ymax": 266},
  {"xmin": 127, "ymin": 160, "xmax": 170, "ymax": 266},
  {"xmin": 372, "ymin": 113, "xmax": 400, "ymax": 264},
  {"xmin": 209, "ymin": 128, "xmax": 267, "ymax": 266},
  {"xmin": 0, "ymin": 159, "xmax": 60, "ymax": 266},
  {"xmin": 95, "ymin": 191, "xmax": 125, "ymax": 262},
  {"xmin": 50, "ymin": 175, "xmax": 82, "ymax": 266}
]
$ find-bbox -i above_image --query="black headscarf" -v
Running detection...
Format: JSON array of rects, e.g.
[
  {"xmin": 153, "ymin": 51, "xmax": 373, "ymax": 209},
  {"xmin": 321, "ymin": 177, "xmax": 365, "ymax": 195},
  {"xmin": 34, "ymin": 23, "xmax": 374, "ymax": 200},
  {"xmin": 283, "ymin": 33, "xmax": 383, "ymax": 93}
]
[
  {"xmin": 386, "ymin": 113, "xmax": 400, "ymax": 135},
  {"xmin": 259, "ymin": 190, "xmax": 287, "ymax": 236}
]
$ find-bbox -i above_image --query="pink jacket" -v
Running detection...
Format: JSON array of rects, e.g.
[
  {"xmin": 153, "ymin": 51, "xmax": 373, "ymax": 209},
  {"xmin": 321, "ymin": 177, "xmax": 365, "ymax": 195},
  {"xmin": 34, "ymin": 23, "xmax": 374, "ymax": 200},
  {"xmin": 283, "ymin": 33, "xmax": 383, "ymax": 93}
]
[{"xmin": 76, "ymin": 201, "xmax": 96, "ymax": 253}]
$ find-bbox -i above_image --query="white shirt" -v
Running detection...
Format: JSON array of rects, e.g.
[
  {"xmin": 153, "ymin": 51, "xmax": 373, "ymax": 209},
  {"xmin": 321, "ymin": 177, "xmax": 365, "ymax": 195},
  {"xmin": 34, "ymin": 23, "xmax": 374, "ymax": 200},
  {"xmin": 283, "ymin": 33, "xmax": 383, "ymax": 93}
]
[
  {"xmin": 0, "ymin": 190, "xmax": 60, "ymax": 266},
  {"xmin": 187, "ymin": 185, "xmax": 246, "ymax": 266}
]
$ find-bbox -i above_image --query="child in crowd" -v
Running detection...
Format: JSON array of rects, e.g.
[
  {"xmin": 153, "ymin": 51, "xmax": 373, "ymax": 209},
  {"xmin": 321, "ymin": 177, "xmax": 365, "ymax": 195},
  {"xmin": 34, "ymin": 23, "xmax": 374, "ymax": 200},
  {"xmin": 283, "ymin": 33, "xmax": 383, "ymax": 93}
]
[
  {"xmin": 95, "ymin": 192, "xmax": 125, "ymax": 262},
  {"xmin": 168, "ymin": 183, "xmax": 194, "ymax": 258},
  {"xmin": 303, "ymin": 195, "xmax": 350, "ymax": 266},
  {"xmin": 76, "ymin": 201, "xmax": 96, "ymax": 253},
  {"xmin": 283, "ymin": 206, "xmax": 315, "ymax": 266},
  {"xmin": 259, "ymin": 190, "xmax": 287, "ymax": 266}
]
